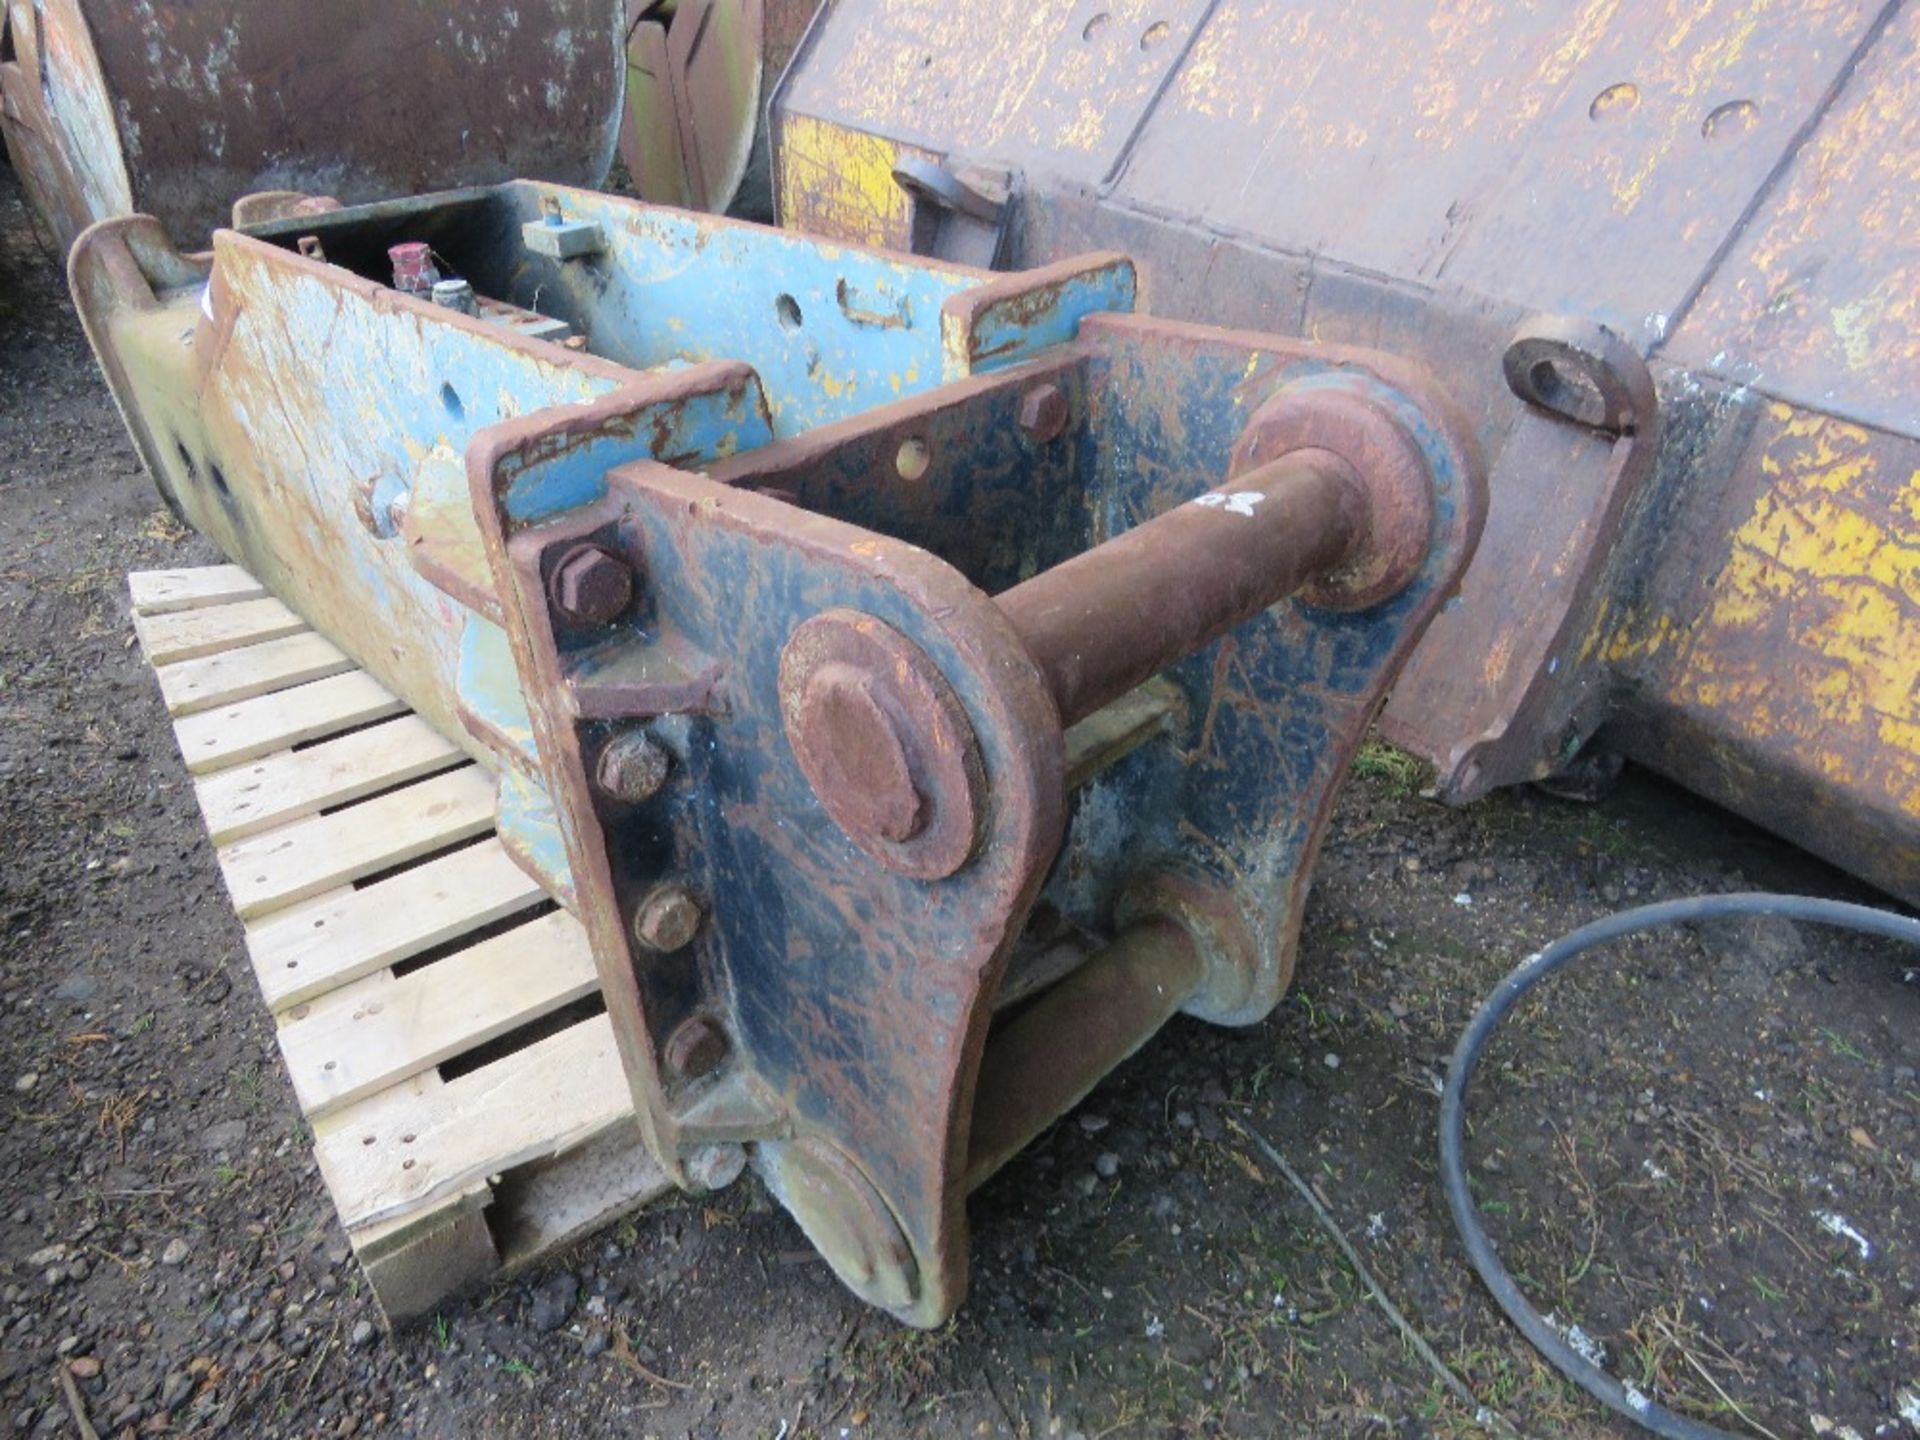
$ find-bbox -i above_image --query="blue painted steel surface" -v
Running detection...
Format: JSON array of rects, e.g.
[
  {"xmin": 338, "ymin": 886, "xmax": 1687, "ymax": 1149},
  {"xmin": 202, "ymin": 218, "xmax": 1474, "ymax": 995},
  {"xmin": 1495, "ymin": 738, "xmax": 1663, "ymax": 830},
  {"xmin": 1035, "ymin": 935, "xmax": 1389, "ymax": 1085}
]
[
  {"xmin": 465, "ymin": 315, "xmax": 1481, "ymax": 1323},
  {"xmin": 72, "ymin": 182, "xmax": 1145, "ymax": 900}
]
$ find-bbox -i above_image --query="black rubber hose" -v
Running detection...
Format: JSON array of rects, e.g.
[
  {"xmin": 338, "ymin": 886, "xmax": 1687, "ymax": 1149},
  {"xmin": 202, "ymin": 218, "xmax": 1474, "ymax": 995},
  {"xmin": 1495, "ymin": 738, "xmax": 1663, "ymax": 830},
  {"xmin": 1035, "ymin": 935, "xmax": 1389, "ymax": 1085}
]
[{"xmin": 1439, "ymin": 892, "xmax": 1920, "ymax": 1439}]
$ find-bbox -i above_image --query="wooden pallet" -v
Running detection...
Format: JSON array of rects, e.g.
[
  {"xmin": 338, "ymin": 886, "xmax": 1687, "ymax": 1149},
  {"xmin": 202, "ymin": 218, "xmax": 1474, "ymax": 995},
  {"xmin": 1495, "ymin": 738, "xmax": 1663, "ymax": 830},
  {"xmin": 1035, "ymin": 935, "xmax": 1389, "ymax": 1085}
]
[{"xmin": 129, "ymin": 565, "xmax": 671, "ymax": 1322}]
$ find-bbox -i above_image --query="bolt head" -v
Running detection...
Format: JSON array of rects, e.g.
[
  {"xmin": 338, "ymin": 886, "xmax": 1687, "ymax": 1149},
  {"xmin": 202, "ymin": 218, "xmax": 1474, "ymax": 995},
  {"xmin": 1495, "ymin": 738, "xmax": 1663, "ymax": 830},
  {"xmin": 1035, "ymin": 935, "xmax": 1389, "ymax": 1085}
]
[
  {"xmin": 549, "ymin": 544, "xmax": 633, "ymax": 626},
  {"xmin": 634, "ymin": 885, "xmax": 703, "ymax": 953},
  {"xmin": 683, "ymin": 1142, "xmax": 746, "ymax": 1191},
  {"xmin": 595, "ymin": 731, "xmax": 671, "ymax": 803},
  {"xmin": 662, "ymin": 1015, "xmax": 728, "ymax": 1081},
  {"xmin": 793, "ymin": 663, "xmax": 924, "ymax": 844},
  {"xmin": 1016, "ymin": 383, "xmax": 1069, "ymax": 443}
]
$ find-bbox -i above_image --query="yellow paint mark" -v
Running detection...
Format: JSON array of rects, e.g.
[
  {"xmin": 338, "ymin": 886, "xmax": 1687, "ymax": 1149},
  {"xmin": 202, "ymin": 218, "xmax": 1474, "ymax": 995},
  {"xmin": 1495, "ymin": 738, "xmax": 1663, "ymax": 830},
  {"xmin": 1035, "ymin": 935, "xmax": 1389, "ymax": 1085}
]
[
  {"xmin": 1832, "ymin": 293, "xmax": 1883, "ymax": 373},
  {"xmin": 1600, "ymin": 409, "xmax": 1919, "ymax": 810},
  {"xmin": 776, "ymin": 115, "xmax": 911, "ymax": 249}
]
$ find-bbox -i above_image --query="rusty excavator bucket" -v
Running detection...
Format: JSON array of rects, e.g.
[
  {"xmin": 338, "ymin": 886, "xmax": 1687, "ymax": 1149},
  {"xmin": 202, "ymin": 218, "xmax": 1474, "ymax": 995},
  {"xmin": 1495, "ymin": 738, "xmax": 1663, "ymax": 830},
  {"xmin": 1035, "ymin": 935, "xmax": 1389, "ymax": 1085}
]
[
  {"xmin": 0, "ymin": 0, "xmax": 789, "ymax": 253},
  {"xmin": 72, "ymin": 182, "xmax": 1481, "ymax": 1321},
  {"xmin": 769, "ymin": 0, "xmax": 1920, "ymax": 909}
]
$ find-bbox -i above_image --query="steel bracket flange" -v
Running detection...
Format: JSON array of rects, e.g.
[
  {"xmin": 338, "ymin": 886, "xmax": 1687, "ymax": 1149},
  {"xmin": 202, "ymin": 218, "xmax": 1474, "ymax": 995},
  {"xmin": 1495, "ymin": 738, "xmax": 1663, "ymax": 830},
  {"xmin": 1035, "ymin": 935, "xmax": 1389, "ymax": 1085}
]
[{"xmin": 470, "ymin": 400, "xmax": 1067, "ymax": 1328}]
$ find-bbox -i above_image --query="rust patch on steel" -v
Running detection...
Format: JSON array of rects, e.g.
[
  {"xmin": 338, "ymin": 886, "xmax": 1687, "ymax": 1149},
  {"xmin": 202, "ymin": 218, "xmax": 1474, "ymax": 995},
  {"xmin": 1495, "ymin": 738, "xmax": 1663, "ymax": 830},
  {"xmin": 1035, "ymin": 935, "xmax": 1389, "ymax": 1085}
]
[
  {"xmin": 4, "ymin": 0, "xmax": 624, "ymax": 249},
  {"xmin": 779, "ymin": 610, "xmax": 986, "ymax": 878}
]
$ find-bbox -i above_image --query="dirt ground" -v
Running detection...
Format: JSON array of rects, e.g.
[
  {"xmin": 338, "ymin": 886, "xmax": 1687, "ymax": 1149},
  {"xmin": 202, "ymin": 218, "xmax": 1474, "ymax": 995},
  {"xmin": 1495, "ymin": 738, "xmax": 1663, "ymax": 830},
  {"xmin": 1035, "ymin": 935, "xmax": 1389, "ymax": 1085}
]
[{"xmin": 2, "ymin": 162, "xmax": 1916, "ymax": 1440}]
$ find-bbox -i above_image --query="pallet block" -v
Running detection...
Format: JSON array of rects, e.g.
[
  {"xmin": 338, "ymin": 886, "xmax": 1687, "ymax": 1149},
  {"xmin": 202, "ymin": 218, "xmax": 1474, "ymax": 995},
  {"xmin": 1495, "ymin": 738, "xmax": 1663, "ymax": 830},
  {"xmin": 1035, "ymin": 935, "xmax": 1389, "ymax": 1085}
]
[{"xmin": 129, "ymin": 567, "xmax": 672, "ymax": 1323}]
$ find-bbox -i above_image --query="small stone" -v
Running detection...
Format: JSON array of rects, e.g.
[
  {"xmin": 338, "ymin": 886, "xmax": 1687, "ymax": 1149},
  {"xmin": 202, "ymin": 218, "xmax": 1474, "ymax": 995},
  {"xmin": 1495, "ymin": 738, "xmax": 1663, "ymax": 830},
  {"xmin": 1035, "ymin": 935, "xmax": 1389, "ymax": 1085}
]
[
  {"xmin": 201, "ymin": 1119, "xmax": 248, "ymax": 1153},
  {"xmin": 244, "ymin": 1309, "xmax": 277, "ymax": 1344},
  {"xmin": 1093, "ymin": 1152, "xmax": 1120, "ymax": 1180},
  {"xmin": 66, "ymin": 1357, "xmax": 101, "ymax": 1380},
  {"xmin": 581, "ymin": 1330, "xmax": 610, "ymax": 1360},
  {"xmin": 160, "ymin": 1238, "xmax": 190, "ymax": 1267},
  {"xmin": 527, "ymin": 1272, "xmax": 577, "ymax": 1333},
  {"xmin": 54, "ymin": 1337, "xmax": 81, "ymax": 1358},
  {"xmin": 1323, "ymin": 1053, "xmax": 1341, "ymax": 1070},
  {"xmin": 1076, "ymin": 1114, "xmax": 1109, "ymax": 1135},
  {"xmin": 159, "ymin": 1372, "xmax": 193, "ymax": 1411},
  {"xmin": 13, "ymin": 1073, "xmax": 39, "ymax": 1094},
  {"xmin": 24, "ymin": 1245, "xmax": 66, "ymax": 1269},
  {"xmin": 1173, "ymin": 1109, "xmax": 1195, "ymax": 1131},
  {"xmin": 349, "ymin": 1320, "xmax": 377, "ymax": 1349},
  {"xmin": 1071, "ymin": 1172, "xmax": 1098, "ymax": 1197},
  {"xmin": 108, "ymin": 1401, "xmax": 143, "ymax": 1430}
]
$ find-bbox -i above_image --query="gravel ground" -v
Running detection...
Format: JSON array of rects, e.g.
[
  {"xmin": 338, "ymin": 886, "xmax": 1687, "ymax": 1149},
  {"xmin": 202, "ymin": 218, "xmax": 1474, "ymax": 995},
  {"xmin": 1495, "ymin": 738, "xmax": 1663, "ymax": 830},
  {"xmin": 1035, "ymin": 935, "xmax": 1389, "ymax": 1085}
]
[{"xmin": 2, "ymin": 161, "xmax": 1915, "ymax": 1440}]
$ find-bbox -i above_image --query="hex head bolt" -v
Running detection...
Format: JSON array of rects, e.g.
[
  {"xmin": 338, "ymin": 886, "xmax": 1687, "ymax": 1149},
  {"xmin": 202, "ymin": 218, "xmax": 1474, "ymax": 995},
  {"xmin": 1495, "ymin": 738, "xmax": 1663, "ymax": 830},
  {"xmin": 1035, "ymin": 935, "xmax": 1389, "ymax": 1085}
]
[
  {"xmin": 595, "ymin": 731, "xmax": 671, "ymax": 803},
  {"xmin": 683, "ymin": 1142, "xmax": 746, "ymax": 1191},
  {"xmin": 780, "ymin": 612, "xmax": 985, "ymax": 880},
  {"xmin": 1016, "ymin": 382, "xmax": 1069, "ymax": 443},
  {"xmin": 548, "ymin": 543, "xmax": 633, "ymax": 626},
  {"xmin": 662, "ymin": 1014, "xmax": 729, "ymax": 1082},
  {"xmin": 633, "ymin": 884, "xmax": 703, "ymax": 954}
]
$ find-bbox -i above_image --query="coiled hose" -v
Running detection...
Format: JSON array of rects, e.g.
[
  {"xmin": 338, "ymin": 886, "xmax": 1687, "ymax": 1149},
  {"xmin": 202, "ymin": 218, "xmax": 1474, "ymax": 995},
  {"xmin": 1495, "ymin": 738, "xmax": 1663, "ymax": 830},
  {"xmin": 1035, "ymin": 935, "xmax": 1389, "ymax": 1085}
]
[{"xmin": 1439, "ymin": 893, "xmax": 1920, "ymax": 1439}]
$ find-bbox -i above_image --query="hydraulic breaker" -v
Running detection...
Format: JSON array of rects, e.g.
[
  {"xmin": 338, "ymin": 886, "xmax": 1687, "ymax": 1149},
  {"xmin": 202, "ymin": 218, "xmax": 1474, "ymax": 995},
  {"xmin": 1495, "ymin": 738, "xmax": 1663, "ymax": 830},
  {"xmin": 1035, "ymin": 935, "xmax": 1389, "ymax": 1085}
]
[{"xmin": 72, "ymin": 182, "xmax": 1482, "ymax": 1323}]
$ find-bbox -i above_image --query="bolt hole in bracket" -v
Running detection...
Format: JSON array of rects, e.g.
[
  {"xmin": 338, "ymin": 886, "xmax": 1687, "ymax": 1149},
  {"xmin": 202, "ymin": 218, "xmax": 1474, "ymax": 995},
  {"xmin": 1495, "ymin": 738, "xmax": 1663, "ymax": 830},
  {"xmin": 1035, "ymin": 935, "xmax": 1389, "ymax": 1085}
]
[{"xmin": 472, "ymin": 301, "xmax": 1485, "ymax": 1325}]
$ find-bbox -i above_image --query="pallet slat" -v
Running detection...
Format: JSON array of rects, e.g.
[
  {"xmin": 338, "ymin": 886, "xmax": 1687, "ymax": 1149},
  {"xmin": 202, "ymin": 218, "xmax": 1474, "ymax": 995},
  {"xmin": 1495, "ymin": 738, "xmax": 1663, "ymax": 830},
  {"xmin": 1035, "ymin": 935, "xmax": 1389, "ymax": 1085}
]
[
  {"xmin": 173, "ymin": 670, "xmax": 406, "ymax": 774},
  {"xmin": 314, "ymin": 1012, "xmax": 635, "ymax": 1232},
  {"xmin": 129, "ymin": 564, "xmax": 270, "ymax": 615},
  {"xmin": 194, "ymin": 714, "xmax": 465, "ymax": 844},
  {"xmin": 278, "ymin": 909, "xmax": 597, "ymax": 1117},
  {"xmin": 218, "ymin": 765, "xmax": 497, "ymax": 919},
  {"xmin": 134, "ymin": 595, "xmax": 306, "ymax": 663},
  {"xmin": 247, "ymin": 837, "xmax": 549, "ymax": 1011},
  {"xmin": 154, "ymin": 631, "xmax": 354, "ymax": 718},
  {"xmin": 129, "ymin": 564, "xmax": 669, "ymax": 1323}
]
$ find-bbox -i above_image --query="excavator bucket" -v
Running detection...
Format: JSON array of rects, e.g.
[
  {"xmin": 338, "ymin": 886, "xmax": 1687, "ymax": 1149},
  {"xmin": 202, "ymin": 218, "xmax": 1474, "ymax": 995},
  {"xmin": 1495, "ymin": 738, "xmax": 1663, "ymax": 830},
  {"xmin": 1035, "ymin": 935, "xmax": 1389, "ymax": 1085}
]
[
  {"xmin": 0, "ymin": 0, "xmax": 805, "ymax": 255},
  {"xmin": 768, "ymin": 0, "xmax": 1920, "ymax": 907}
]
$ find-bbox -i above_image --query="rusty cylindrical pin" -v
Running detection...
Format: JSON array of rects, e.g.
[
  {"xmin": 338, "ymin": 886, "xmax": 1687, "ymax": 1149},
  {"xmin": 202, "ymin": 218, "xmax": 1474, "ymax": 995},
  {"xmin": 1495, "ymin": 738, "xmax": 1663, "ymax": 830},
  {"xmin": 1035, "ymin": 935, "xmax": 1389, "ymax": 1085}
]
[
  {"xmin": 595, "ymin": 730, "xmax": 672, "ymax": 803},
  {"xmin": 995, "ymin": 447, "xmax": 1370, "ymax": 727},
  {"xmin": 633, "ymin": 884, "xmax": 703, "ymax": 952},
  {"xmin": 1227, "ymin": 385, "xmax": 1437, "ymax": 612},
  {"xmin": 548, "ymin": 542, "xmax": 634, "ymax": 626}
]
